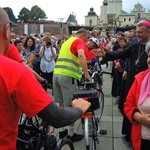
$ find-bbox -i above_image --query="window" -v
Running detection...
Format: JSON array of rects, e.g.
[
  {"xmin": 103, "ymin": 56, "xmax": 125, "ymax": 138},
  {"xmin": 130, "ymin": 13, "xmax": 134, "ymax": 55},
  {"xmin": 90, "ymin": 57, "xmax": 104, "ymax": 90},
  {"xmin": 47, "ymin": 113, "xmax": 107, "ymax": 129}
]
[
  {"xmin": 129, "ymin": 18, "xmax": 131, "ymax": 21},
  {"xmin": 89, "ymin": 19, "xmax": 92, "ymax": 27},
  {"xmin": 138, "ymin": 13, "xmax": 141, "ymax": 19},
  {"xmin": 124, "ymin": 18, "xmax": 126, "ymax": 22}
]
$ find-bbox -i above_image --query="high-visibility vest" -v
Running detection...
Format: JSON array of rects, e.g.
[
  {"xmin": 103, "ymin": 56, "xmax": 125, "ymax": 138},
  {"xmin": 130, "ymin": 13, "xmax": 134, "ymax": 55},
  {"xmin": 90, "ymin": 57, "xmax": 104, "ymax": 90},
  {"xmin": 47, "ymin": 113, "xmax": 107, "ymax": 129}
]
[{"xmin": 54, "ymin": 36, "xmax": 82, "ymax": 80}]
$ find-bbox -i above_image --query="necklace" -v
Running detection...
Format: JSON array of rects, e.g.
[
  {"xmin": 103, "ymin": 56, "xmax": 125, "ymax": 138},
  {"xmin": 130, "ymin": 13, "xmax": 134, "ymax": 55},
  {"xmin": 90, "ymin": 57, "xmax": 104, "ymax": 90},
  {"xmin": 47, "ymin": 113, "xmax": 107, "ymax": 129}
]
[{"xmin": 135, "ymin": 43, "xmax": 146, "ymax": 66}]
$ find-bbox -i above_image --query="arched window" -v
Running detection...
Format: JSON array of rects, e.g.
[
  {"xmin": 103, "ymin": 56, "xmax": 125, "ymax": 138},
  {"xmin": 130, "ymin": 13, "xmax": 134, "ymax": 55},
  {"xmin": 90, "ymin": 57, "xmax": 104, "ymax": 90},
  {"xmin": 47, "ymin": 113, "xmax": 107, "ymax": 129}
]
[{"xmin": 137, "ymin": 13, "xmax": 141, "ymax": 19}]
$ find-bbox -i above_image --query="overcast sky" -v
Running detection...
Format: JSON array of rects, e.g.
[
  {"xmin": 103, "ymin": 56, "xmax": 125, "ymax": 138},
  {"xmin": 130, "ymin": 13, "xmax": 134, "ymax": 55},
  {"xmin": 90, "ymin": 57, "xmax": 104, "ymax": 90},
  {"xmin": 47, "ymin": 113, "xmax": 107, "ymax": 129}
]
[{"xmin": 1, "ymin": 0, "xmax": 150, "ymax": 25}]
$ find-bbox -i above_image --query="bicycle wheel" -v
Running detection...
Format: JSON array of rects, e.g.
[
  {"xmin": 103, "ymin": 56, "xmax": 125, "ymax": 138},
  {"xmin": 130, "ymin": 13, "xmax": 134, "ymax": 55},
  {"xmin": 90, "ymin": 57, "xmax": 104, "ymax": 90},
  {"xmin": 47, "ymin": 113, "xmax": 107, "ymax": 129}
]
[
  {"xmin": 93, "ymin": 73, "xmax": 104, "ymax": 121},
  {"xmin": 59, "ymin": 138, "xmax": 75, "ymax": 150},
  {"xmin": 45, "ymin": 134, "xmax": 57, "ymax": 150},
  {"xmin": 84, "ymin": 118, "xmax": 97, "ymax": 150}
]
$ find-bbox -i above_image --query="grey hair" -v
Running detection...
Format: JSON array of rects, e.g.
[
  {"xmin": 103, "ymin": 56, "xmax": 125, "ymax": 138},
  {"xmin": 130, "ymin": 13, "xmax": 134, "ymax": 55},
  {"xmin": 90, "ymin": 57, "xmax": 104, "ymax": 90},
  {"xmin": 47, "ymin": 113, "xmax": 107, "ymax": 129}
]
[
  {"xmin": 76, "ymin": 28, "xmax": 90, "ymax": 36},
  {"xmin": 145, "ymin": 40, "xmax": 150, "ymax": 54}
]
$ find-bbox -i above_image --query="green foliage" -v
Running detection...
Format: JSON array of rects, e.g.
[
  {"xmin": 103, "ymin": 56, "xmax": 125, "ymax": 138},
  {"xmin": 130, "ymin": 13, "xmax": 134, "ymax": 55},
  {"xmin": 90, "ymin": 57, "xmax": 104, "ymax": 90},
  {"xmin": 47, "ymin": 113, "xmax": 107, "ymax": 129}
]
[
  {"xmin": 29, "ymin": 5, "xmax": 47, "ymax": 20},
  {"xmin": 4, "ymin": 5, "xmax": 47, "ymax": 23},
  {"xmin": 3, "ymin": 7, "xmax": 16, "ymax": 23},
  {"xmin": 18, "ymin": 7, "xmax": 30, "ymax": 23}
]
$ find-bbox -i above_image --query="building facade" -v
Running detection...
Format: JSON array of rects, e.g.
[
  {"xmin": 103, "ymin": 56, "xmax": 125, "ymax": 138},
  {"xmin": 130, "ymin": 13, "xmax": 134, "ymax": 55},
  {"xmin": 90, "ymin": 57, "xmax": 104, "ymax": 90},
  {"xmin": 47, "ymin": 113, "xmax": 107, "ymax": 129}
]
[
  {"xmin": 85, "ymin": 7, "xmax": 98, "ymax": 27},
  {"xmin": 118, "ymin": 10, "xmax": 135, "ymax": 26},
  {"xmin": 100, "ymin": 0, "xmax": 150, "ymax": 27},
  {"xmin": 100, "ymin": 0, "xmax": 122, "ymax": 24},
  {"xmin": 131, "ymin": 3, "xmax": 150, "ymax": 23}
]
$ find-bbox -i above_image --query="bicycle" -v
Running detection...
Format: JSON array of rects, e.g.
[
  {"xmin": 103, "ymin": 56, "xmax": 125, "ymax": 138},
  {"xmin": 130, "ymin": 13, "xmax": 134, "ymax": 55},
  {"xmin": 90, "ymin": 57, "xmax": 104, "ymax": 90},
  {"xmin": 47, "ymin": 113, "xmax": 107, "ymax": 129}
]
[
  {"xmin": 73, "ymin": 60, "xmax": 107, "ymax": 150},
  {"xmin": 46, "ymin": 126, "xmax": 74, "ymax": 150},
  {"xmin": 17, "ymin": 113, "xmax": 75, "ymax": 150}
]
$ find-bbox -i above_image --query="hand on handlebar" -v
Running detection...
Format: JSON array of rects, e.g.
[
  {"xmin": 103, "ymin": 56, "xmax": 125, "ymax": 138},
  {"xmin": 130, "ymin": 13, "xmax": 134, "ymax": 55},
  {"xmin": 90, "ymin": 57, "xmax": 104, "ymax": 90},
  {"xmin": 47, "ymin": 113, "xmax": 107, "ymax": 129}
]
[
  {"xmin": 72, "ymin": 98, "xmax": 91, "ymax": 114},
  {"xmin": 84, "ymin": 73, "xmax": 92, "ymax": 82}
]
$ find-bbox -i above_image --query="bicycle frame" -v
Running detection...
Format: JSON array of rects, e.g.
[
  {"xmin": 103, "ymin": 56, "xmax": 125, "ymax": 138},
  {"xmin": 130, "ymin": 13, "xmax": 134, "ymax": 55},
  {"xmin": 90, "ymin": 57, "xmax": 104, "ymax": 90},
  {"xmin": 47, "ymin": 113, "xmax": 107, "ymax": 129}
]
[
  {"xmin": 82, "ymin": 112, "xmax": 95, "ymax": 150},
  {"xmin": 82, "ymin": 106, "xmax": 102, "ymax": 150},
  {"xmin": 73, "ymin": 60, "xmax": 106, "ymax": 150}
]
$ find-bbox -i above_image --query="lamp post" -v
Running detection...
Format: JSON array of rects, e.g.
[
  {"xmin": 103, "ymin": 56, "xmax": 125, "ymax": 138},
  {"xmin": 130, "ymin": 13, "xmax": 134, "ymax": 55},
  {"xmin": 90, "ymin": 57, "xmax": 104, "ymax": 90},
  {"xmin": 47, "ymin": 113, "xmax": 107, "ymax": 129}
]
[
  {"xmin": 103, "ymin": 0, "xmax": 108, "ymax": 23},
  {"xmin": 58, "ymin": 18, "xmax": 64, "ymax": 34},
  {"xmin": 102, "ymin": 0, "xmax": 108, "ymax": 34}
]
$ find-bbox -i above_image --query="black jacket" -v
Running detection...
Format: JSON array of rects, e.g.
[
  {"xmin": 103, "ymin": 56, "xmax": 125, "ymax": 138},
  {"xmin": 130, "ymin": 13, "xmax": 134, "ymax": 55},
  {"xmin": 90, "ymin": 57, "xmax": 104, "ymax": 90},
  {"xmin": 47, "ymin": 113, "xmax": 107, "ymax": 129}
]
[{"xmin": 105, "ymin": 41, "xmax": 148, "ymax": 94}]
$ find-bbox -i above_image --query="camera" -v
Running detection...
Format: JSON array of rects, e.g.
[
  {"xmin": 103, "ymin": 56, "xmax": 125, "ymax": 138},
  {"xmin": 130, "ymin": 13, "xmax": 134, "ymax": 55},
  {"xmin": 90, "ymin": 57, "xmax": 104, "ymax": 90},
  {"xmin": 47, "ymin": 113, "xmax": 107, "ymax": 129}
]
[{"xmin": 46, "ymin": 40, "xmax": 52, "ymax": 46}]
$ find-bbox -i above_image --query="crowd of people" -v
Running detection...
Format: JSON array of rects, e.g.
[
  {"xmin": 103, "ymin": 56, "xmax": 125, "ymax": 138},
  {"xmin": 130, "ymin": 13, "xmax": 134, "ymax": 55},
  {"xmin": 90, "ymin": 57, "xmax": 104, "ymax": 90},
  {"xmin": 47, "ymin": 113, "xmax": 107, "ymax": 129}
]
[
  {"xmin": 0, "ymin": 6, "xmax": 150, "ymax": 150},
  {"xmin": 0, "ymin": 7, "xmax": 91, "ymax": 149},
  {"xmin": 91, "ymin": 20, "xmax": 150, "ymax": 149}
]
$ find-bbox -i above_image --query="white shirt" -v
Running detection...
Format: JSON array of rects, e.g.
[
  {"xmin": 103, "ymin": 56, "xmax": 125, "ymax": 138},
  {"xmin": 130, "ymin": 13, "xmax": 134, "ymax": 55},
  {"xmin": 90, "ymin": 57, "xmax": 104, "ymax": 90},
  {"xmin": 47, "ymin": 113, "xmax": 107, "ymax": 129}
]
[
  {"xmin": 40, "ymin": 47, "xmax": 56, "ymax": 73},
  {"xmin": 138, "ymin": 97, "xmax": 150, "ymax": 140}
]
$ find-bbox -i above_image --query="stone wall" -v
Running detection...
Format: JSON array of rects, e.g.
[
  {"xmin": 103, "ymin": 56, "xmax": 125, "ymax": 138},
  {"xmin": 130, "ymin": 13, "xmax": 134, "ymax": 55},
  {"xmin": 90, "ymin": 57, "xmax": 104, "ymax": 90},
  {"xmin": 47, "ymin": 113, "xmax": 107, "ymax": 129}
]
[{"xmin": 12, "ymin": 21, "xmax": 68, "ymax": 35}]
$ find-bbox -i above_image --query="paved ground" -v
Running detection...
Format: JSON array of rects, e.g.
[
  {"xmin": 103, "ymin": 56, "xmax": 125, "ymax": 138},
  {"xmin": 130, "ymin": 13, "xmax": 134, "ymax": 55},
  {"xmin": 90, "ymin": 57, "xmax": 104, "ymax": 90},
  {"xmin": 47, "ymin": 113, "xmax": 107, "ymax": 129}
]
[{"xmin": 48, "ymin": 63, "xmax": 133, "ymax": 150}]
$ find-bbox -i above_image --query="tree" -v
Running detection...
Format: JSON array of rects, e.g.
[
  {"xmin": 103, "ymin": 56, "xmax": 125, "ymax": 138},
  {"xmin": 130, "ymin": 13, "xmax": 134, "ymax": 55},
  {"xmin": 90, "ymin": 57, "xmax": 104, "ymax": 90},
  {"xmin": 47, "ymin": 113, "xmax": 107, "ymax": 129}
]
[
  {"xmin": 18, "ymin": 7, "xmax": 30, "ymax": 23},
  {"xmin": 30, "ymin": 5, "xmax": 47, "ymax": 21},
  {"xmin": 3, "ymin": 7, "xmax": 16, "ymax": 23}
]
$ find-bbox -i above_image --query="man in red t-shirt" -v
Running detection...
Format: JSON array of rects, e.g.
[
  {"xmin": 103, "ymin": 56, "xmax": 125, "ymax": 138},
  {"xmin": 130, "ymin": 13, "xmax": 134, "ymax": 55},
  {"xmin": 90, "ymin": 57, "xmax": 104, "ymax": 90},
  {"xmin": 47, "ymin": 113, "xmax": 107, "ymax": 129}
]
[{"xmin": 0, "ymin": 8, "xmax": 91, "ymax": 149}]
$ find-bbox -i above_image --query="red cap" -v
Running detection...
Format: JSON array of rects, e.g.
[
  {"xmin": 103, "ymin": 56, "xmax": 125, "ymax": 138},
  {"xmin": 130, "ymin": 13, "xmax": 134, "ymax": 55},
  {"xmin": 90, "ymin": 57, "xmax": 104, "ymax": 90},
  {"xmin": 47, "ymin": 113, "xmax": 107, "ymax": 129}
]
[{"xmin": 138, "ymin": 20, "xmax": 150, "ymax": 28}]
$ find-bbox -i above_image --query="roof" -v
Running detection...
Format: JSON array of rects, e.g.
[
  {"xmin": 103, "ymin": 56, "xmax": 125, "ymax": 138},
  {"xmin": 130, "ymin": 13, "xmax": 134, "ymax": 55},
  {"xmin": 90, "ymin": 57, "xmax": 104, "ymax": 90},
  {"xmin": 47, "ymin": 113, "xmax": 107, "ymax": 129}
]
[
  {"xmin": 134, "ymin": 3, "xmax": 143, "ymax": 8},
  {"xmin": 10, "ymin": 21, "xmax": 17, "ymax": 27},
  {"xmin": 66, "ymin": 14, "xmax": 77, "ymax": 23},
  {"xmin": 87, "ymin": 7, "xmax": 97, "ymax": 16},
  {"xmin": 119, "ymin": 10, "xmax": 135, "ymax": 16}
]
